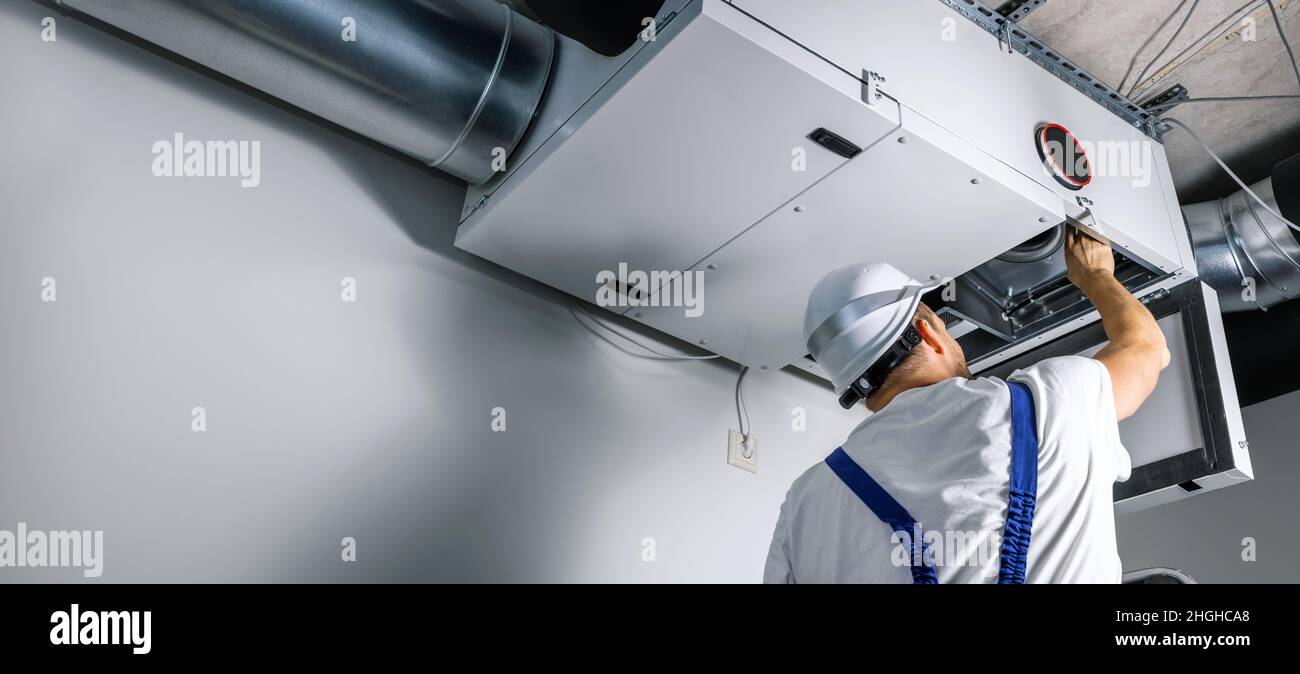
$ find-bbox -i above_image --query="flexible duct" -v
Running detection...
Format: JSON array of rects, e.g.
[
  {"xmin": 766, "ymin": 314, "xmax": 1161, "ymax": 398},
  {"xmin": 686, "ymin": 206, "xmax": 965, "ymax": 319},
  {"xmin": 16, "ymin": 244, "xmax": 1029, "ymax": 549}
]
[
  {"xmin": 1184, "ymin": 154, "xmax": 1300, "ymax": 312},
  {"xmin": 55, "ymin": 0, "xmax": 555, "ymax": 185}
]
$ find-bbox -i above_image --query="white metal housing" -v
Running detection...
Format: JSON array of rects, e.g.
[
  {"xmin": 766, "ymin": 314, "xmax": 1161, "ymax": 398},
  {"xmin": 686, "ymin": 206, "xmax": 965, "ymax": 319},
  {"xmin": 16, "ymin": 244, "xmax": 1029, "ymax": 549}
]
[{"xmin": 455, "ymin": 0, "xmax": 1249, "ymax": 510}]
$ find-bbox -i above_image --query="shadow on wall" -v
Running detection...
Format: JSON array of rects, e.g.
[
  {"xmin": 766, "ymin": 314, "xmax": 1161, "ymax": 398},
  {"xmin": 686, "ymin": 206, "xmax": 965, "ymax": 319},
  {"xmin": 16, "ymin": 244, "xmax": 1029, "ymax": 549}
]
[
  {"xmin": 23, "ymin": 0, "xmax": 736, "ymax": 348},
  {"xmin": 16, "ymin": 0, "xmax": 814, "ymax": 581}
]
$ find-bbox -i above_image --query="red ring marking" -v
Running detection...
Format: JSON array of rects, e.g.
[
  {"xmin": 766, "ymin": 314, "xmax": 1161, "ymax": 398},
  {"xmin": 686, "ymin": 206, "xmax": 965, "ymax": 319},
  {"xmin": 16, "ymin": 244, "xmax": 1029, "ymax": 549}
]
[{"xmin": 1039, "ymin": 123, "xmax": 1093, "ymax": 188}]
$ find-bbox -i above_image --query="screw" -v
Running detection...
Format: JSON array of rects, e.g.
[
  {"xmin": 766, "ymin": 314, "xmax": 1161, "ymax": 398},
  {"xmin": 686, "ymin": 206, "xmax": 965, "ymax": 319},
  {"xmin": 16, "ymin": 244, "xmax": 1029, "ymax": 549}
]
[
  {"xmin": 970, "ymin": 178, "xmax": 981, "ymax": 185},
  {"xmin": 706, "ymin": 263, "xmax": 718, "ymax": 271},
  {"xmin": 793, "ymin": 205, "xmax": 805, "ymax": 213}
]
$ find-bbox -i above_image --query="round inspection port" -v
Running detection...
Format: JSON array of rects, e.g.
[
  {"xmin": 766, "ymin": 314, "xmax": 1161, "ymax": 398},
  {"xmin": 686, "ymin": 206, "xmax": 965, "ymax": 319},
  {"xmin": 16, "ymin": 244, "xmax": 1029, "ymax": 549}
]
[
  {"xmin": 996, "ymin": 223, "xmax": 1066, "ymax": 263},
  {"xmin": 1035, "ymin": 123, "xmax": 1092, "ymax": 191}
]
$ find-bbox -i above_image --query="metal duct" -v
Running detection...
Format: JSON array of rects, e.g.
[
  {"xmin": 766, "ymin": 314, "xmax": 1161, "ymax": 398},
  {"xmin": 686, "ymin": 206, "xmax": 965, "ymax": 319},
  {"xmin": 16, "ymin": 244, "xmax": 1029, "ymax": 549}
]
[
  {"xmin": 56, "ymin": 0, "xmax": 555, "ymax": 185},
  {"xmin": 1184, "ymin": 155, "xmax": 1300, "ymax": 312}
]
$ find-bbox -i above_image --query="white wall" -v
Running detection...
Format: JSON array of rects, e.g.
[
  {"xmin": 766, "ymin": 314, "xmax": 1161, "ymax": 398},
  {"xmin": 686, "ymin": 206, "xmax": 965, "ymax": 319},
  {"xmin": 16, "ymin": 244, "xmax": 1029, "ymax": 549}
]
[
  {"xmin": 1117, "ymin": 389, "xmax": 1300, "ymax": 583},
  {"xmin": 0, "ymin": 1, "xmax": 862, "ymax": 583}
]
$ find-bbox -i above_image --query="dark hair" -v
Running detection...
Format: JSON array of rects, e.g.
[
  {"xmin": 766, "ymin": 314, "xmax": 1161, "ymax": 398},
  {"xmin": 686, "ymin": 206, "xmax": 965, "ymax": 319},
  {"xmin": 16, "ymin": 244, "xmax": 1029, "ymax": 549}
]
[{"xmin": 869, "ymin": 303, "xmax": 942, "ymax": 398}]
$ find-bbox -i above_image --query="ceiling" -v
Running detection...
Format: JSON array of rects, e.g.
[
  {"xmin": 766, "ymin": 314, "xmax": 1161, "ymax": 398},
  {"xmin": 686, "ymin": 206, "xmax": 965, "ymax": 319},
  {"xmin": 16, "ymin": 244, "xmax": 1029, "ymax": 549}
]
[
  {"xmin": 1015, "ymin": 1, "xmax": 1300, "ymax": 406},
  {"xmin": 1012, "ymin": 0, "xmax": 1300, "ymax": 203},
  {"xmin": 517, "ymin": 0, "xmax": 1300, "ymax": 405},
  {"xmin": 516, "ymin": 0, "xmax": 1300, "ymax": 203}
]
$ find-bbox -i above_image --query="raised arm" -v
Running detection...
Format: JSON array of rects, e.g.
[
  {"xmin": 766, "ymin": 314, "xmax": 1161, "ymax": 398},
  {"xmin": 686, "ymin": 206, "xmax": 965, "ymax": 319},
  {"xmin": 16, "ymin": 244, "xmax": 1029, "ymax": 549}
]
[{"xmin": 1064, "ymin": 227, "xmax": 1171, "ymax": 420}]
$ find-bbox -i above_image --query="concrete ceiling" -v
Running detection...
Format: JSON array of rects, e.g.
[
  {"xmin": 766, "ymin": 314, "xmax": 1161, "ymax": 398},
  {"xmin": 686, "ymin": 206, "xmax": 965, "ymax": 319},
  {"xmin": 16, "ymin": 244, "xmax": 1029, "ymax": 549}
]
[{"xmin": 1012, "ymin": 0, "xmax": 1300, "ymax": 203}]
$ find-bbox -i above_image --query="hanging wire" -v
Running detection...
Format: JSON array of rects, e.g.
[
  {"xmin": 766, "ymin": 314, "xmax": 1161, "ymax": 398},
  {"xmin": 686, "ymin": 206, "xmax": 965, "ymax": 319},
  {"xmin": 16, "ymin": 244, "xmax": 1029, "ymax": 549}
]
[
  {"xmin": 1119, "ymin": 0, "xmax": 1196, "ymax": 93},
  {"xmin": 568, "ymin": 301, "xmax": 720, "ymax": 360},
  {"xmin": 1147, "ymin": 93, "xmax": 1300, "ymax": 112},
  {"xmin": 1139, "ymin": 0, "xmax": 1300, "ymax": 105},
  {"xmin": 1128, "ymin": 0, "xmax": 1202, "ymax": 98},
  {"xmin": 735, "ymin": 366, "xmax": 752, "ymax": 457},
  {"xmin": 1160, "ymin": 117, "xmax": 1300, "ymax": 235},
  {"xmin": 1129, "ymin": 0, "xmax": 1262, "ymax": 100},
  {"xmin": 1266, "ymin": 0, "xmax": 1300, "ymax": 89}
]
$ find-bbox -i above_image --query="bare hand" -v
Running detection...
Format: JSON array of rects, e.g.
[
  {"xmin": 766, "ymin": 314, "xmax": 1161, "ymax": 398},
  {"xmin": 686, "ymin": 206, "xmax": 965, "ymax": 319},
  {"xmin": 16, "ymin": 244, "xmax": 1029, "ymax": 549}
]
[{"xmin": 1065, "ymin": 226, "xmax": 1115, "ymax": 289}]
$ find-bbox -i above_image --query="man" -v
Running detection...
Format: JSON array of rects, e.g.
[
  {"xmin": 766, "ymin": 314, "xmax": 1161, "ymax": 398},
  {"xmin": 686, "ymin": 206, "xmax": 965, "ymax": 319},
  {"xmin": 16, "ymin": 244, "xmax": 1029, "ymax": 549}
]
[{"xmin": 764, "ymin": 228, "xmax": 1170, "ymax": 583}]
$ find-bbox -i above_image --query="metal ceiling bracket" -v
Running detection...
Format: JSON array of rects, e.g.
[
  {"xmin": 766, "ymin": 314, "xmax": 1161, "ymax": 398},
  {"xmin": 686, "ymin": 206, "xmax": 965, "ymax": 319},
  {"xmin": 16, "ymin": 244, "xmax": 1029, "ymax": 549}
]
[
  {"xmin": 938, "ymin": 0, "xmax": 1165, "ymax": 141},
  {"xmin": 1141, "ymin": 83, "xmax": 1190, "ymax": 113},
  {"xmin": 997, "ymin": 21, "xmax": 1014, "ymax": 54},
  {"xmin": 995, "ymin": 0, "xmax": 1051, "ymax": 23}
]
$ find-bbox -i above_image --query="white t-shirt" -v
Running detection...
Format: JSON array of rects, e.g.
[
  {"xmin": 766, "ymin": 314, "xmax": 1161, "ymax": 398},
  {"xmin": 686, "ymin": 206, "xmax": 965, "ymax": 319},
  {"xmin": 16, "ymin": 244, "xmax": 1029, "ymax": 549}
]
[{"xmin": 764, "ymin": 355, "xmax": 1131, "ymax": 584}]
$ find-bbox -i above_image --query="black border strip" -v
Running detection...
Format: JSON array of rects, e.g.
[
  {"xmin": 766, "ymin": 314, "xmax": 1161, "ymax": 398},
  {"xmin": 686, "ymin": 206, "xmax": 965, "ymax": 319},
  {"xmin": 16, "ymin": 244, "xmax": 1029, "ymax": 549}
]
[{"xmin": 982, "ymin": 280, "xmax": 1237, "ymax": 502}]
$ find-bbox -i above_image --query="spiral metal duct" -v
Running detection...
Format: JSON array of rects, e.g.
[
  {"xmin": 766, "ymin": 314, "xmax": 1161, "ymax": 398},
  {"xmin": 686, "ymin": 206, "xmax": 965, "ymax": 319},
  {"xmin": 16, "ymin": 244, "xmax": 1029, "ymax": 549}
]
[
  {"xmin": 1183, "ymin": 154, "xmax": 1300, "ymax": 312},
  {"xmin": 55, "ymin": 0, "xmax": 555, "ymax": 185}
]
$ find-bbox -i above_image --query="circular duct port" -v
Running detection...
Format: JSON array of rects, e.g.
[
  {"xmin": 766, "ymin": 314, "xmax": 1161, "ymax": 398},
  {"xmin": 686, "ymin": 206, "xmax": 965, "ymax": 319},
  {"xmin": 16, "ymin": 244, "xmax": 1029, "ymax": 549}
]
[{"xmin": 997, "ymin": 224, "xmax": 1066, "ymax": 263}]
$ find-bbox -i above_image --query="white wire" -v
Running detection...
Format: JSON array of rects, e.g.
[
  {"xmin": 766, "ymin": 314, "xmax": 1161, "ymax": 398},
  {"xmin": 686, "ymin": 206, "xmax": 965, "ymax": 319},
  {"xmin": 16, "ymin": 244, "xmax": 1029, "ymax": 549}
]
[
  {"xmin": 1130, "ymin": 0, "xmax": 1264, "ymax": 101},
  {"xmin": 1161, "ymin": 117, "xmax": 1300, "ymax": 235},
  {"xmin": 1140, "ymin": 0, "xmax": 1300, "ymax": 104},
  {"xmin": 1148, "ymin": 94, "xmax": 1300, "ymax": 112},
  {"xmin": 568, "ymin": 302, "xmax": 721, "ymax": 361},
  {"xmin": 735, "ymin": 366, "xmax": 750, "ymax": 441},
  {"xmin": 1128, "ymin": 0, "xmax": 1202, "ymax": 98},
  {"xmin": 569, "ymin": 301, "xmax": 752, "ymax": 451},
  {"xmin": 1266, "ymin": 0, "xmax": 1300, "ymax": 90}
]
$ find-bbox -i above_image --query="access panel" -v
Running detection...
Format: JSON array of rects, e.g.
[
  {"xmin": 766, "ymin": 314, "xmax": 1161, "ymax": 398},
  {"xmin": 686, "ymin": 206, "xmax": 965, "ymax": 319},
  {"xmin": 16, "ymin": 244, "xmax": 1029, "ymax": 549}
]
[{"xmin": 985, "ymin": 281, "xmax": 1252, "ymax": 512}]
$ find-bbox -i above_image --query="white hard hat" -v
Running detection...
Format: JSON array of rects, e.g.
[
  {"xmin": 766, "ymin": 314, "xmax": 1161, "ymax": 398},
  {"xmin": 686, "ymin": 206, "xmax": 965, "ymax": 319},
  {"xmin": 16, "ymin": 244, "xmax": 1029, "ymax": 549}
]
[{"xmin": 804, "ymin": 263, "xmax": 940, "ymax": 407}]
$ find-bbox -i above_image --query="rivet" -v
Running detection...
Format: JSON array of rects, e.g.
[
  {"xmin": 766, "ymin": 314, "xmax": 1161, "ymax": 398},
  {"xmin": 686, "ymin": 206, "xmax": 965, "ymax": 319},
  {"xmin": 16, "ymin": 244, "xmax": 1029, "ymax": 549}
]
[
  {"xmin": 970, "ymin": 178, "xmax": 982, "ymax": 185},
  {"xmin": 897, "ymin": 136, "xmax": 908, "ymax": 144},
  {"xmin": 707, "ymin": 263, "xmax": 718, "ymax": 270},
  {"xmin": 793, "ymin": 205, "xmax": 806, "ymax": 213}
]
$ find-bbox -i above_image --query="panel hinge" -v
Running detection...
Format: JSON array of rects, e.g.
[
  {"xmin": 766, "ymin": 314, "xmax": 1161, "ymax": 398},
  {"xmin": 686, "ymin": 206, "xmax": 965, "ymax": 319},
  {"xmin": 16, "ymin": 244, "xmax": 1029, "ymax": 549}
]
[
  {"xmin": 861, "ymin": 70, "xmax": 887, "ymax": 106},
  {"xmin": 1139, "ymin": 288, "xmax": 1171, "ymax": 305},
  {"xmin": 465, "ymin": 194, "xmax": 488, "ymax": 218}
]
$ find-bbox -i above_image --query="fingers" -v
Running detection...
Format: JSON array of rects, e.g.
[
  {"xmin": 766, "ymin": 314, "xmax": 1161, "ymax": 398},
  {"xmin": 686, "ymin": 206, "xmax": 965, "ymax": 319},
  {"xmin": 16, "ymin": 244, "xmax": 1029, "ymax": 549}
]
[{"xmin": 1068, "ymin": 225, "xmax": 1103, "ymax": 249}]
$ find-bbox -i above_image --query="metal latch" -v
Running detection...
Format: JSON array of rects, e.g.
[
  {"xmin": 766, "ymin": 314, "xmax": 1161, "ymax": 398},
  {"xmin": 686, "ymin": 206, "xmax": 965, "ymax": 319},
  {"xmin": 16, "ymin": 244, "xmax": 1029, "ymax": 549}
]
[
  {"xmin": 465, "ymin": 194, "xmax": 488, "ymax": 218},
  {"xmin": 1139, "ymin": 288, "xmax": 1171, "ymax": 306},
  {"xmin": 861, "ymin": 70, "xmax": 887, "ymax": 107}
]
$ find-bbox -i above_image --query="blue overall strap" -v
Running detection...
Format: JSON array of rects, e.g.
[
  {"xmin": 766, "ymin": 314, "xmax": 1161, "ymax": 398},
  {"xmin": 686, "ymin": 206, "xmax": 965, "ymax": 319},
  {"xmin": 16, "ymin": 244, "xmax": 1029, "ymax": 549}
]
[
  {"xmin": 998, "ymin": 381, "xmax": 1040, "ymax": 584},
  {"xmin": 825, "ymin": 447, "xmax": 938, "ymax": 584}
]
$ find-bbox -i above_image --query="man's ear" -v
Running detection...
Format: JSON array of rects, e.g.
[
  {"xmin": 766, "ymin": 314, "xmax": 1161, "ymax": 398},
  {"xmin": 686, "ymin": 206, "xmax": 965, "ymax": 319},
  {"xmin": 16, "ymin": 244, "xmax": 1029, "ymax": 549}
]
[{"xmin": 916, "ymin": 318, "xmax": 946, "ymax": 356}]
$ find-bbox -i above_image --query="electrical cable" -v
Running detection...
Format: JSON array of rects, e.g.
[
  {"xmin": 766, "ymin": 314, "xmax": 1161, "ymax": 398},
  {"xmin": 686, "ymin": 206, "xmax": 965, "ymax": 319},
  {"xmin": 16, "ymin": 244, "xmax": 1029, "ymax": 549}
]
[
  {"xmin": 735, "ymin": 366, "xmax": 753, "ymax": 457},
  {"xmin": 1147, "ymin": 94, "xmax": 1300, "ymax": 112},
  {"xmin": 1118, "ymin": 0, "xmax": 1194, "ymax": 94},
  {"xmin": 568, "ymin": 301, "xmax": 721, "ymax": 360},
  {"xmin": 735, "ymin": 366, "xmax": 750, "ymax": 438},
  {"xmin": 1266, "ymin": 0, "xmax": 1300, "ymax": 89},
  {"xmin": 569, "ymin": 302, "xmax": 753, "ymax": 454},
  {"xmin": 1129, "ymin": 0, "xmax": 1263, "ymax": 101},
  {"xmin": 1139, "ymin": 0, "xmax": 1300, "ymax": 104},
  {"xmin": 1128, "ymin": 0, "xmax": 1202, "ymax": 98},
  {"xmin": 1160, "ymin": 117, "xmax": 1300, "ymax": 234}
]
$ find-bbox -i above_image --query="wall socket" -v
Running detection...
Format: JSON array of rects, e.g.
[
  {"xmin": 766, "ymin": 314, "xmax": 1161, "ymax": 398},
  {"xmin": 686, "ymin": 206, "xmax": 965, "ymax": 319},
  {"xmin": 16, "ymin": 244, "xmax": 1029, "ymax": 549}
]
[{"xmin": 728, "ymin": 429, "xmax": 757, "ymax": 473}]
